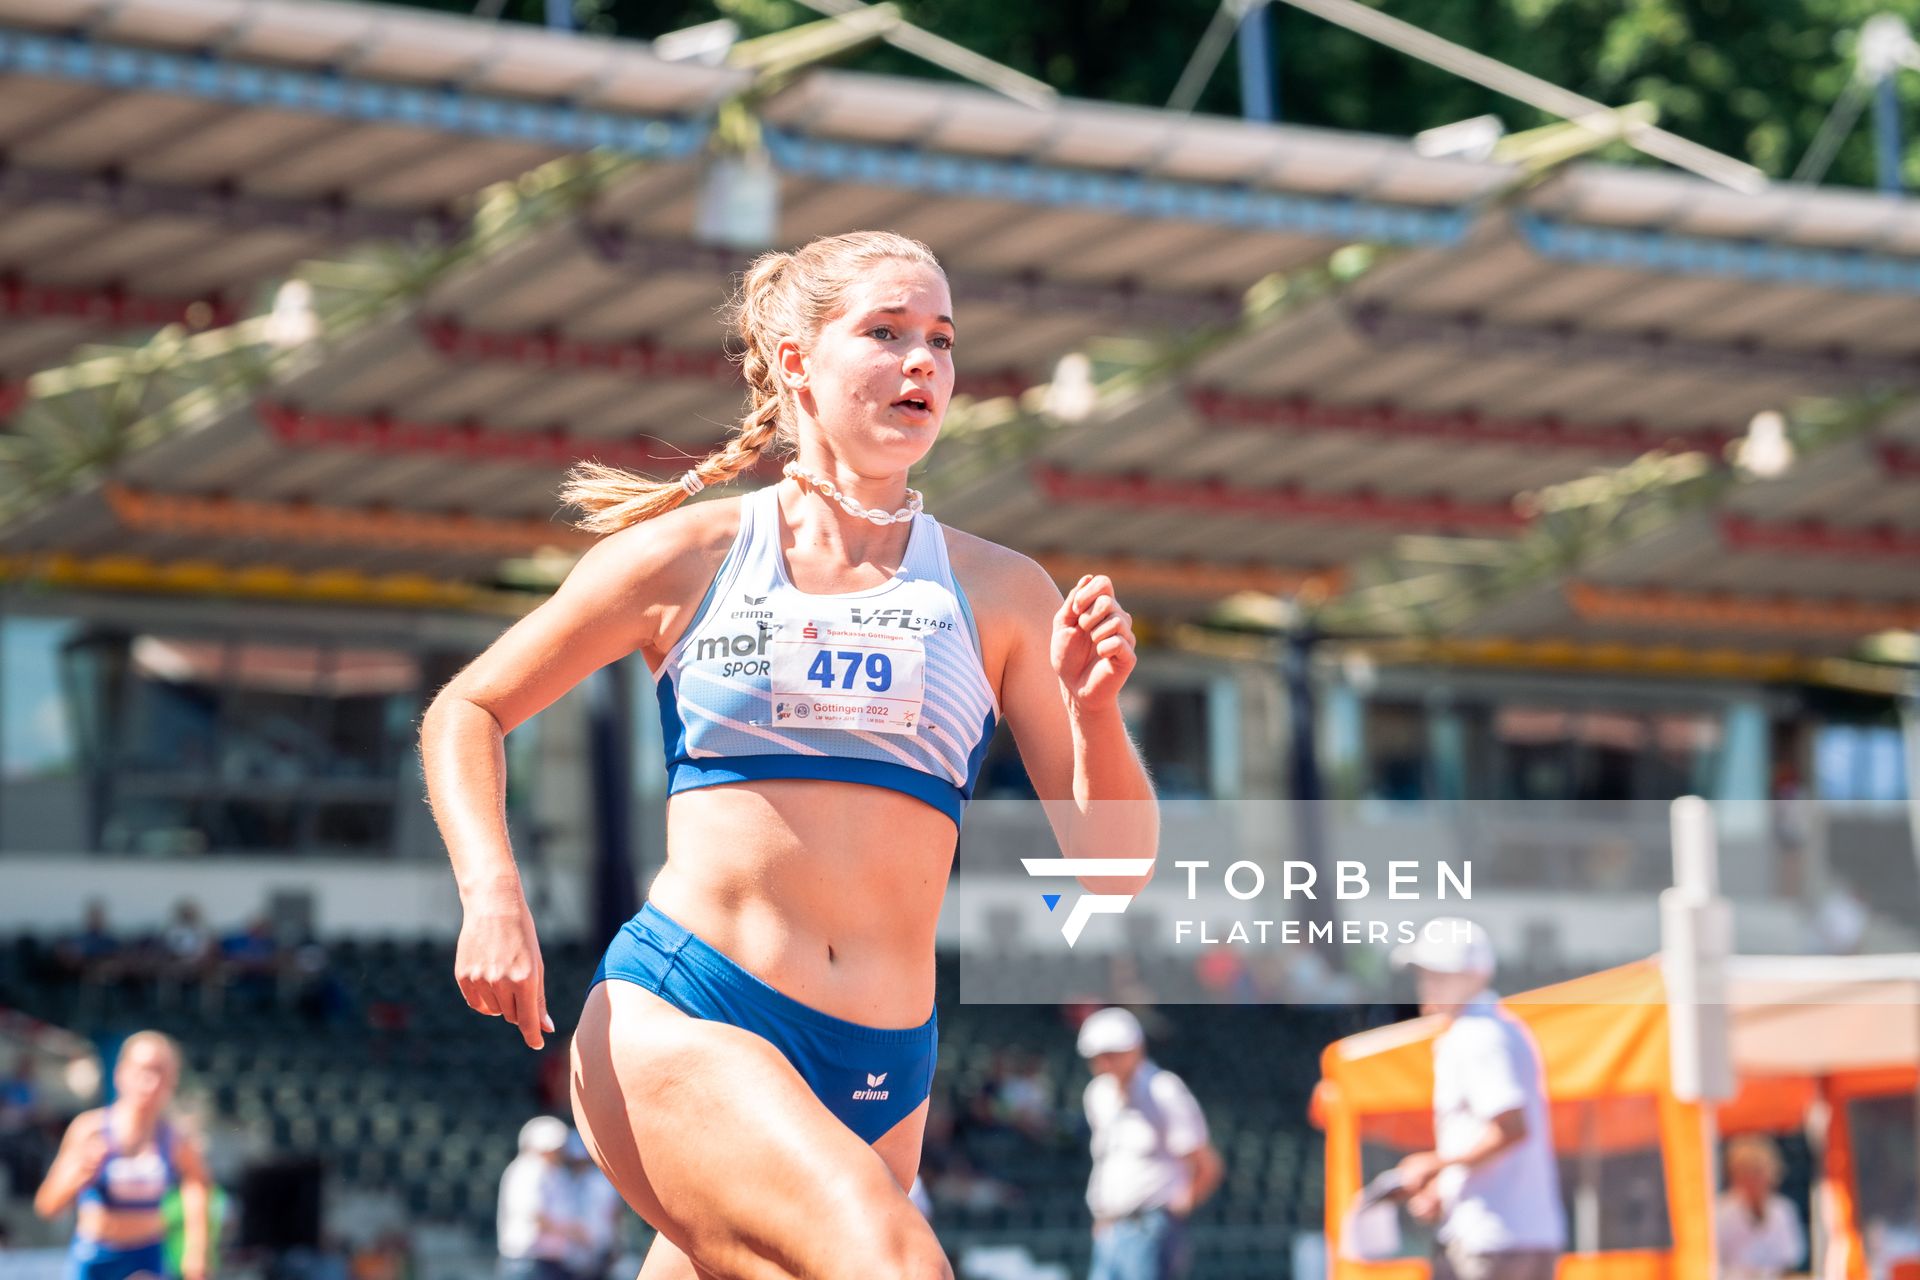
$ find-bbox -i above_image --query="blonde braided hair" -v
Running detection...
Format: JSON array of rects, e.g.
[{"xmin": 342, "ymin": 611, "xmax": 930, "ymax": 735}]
[{"xmin": 561, "ymin": 230, "xmax": 944, "ymax": 533}]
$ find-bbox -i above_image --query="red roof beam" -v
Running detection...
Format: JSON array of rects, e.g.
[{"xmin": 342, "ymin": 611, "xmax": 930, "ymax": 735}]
[
  {"xmin": 260, "ymin": 401, "xmax": 712, "ymax": 473},
  {"xmin": 1032, "ymin": 464, "xmax": 1528, "ymax": 530},
  {"xmin": 3, "ymin": 276, "xmax": 236, "ymax": 329},
  {"xmin": 1875, "ymin": 441, "xmax": 1920, "ymax": 479},
  {"xmin": 419, "ymin": 317, "xmax": 1032, "ymax": 400},
  {"xmin": 1188, "ymin": 388, "xmax": 1734, "ymax": 455},
  {"xmin": 1722, "ymin": 514, "xmax": 1920, "ymax": 558}
]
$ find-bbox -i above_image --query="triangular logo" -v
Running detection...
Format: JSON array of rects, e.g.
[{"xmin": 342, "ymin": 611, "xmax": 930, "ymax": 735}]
[
  {"xmin": 1043, "ymin": 894, "xmax": 1061, "ymax": 912},
  {"xmin": 867, "ymin": 1072, "xmax": 888, "ymax": 1087}
]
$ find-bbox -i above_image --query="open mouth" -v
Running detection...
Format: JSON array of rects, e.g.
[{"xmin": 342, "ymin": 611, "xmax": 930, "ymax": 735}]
[{"xmin": 893, "ymin": 396, "xmax": 932, "ymax": 415}]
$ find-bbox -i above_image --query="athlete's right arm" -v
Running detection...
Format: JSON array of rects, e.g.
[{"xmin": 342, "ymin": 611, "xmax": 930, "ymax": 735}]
[
  {"xmin": 33, "ymin": 1110, "xmax": 105, "ymax": 1218},
  {"xmin": 420, "ymin": 511, "xmax": 716, "ymax": 1049}
]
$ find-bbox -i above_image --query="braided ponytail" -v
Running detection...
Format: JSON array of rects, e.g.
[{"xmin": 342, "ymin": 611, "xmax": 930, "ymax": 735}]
[{"xmin": 561, "ymin": 230, "xmax": 943, "ymax": 534}]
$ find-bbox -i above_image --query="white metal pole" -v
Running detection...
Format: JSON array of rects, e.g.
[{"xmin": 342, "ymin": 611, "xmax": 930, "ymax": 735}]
[{"xmin": 1663, "ymin": 795, "xmax": 1737, "ymax": 1267}]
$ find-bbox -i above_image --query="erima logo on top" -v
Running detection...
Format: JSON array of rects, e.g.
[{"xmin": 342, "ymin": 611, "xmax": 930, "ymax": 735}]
[
  {"xmin": 731, "ymin": 593, "xmax": 773, "ymax": 620},
  {"xmin": 852, "ymin": 1071, "xmax": 890, "ymax": 1101}
]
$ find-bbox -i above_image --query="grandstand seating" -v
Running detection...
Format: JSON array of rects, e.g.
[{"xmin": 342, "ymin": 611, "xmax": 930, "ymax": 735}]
[{"xmin": 0, "ymin": 931, "xmax": 1380, "ymax": 1279}]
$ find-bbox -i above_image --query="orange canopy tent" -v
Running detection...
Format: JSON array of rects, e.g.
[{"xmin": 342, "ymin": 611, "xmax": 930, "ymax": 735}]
[{"xmin": 1313, "ymin": 956, "xmax": 1920, "ymax": 1280}]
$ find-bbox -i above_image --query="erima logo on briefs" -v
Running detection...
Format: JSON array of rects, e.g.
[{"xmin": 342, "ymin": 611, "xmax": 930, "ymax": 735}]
[
  {"xmin": 852, "ymin": 1072, "xmax": 890, "ymax": 1101},
  {"xmin": 1022, "ymin": 858, "xmax": 1155, "ymax": 948}
]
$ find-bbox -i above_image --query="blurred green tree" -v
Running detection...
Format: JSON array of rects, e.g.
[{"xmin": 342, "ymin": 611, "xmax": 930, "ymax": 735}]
[{"xmin": 382, "ymin": 0, "xmax": 1920, "ymax": 189}]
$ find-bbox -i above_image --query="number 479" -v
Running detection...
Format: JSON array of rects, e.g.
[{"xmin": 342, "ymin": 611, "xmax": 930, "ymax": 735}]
[{"xmin": 807, "ymin": 649, "xmax": 893, "ymax": 692}]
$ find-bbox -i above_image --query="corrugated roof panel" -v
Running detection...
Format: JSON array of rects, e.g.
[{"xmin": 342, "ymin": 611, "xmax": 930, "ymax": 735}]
[
  {"xmin": 139, "ymin": 228, "xmax": 327, "ymax": 296},
  {"xmin": 18, "ymin": 95, "xmax": 219, "ymax": 170},
  {"xmin": 0, "ymin": 75, "xmax": 98, "ymax": 138},
  {"xmin": 352, "ymin": 140, "xmax": 558, "ymax": 207}
]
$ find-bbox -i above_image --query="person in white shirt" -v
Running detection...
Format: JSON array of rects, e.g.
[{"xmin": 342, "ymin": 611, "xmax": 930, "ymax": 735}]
[
  {"xmin": 1717, "ymin": 1135, "xmax": 1805, "ymax": 1279},
  {"xmin": 561, "ymin": 1129, "xmax": 626, "ymax": 1280},
  {"xmin": 908, "ymin": 1174, "xmax": 932, "ymax": 1222},
  {"xmin": 1391, "ymin": 919, "xmax": 1565, "ymax": 1280},
  {"xmin": 1079, "ymin": 1008, "xmax": 1224, "ymax": 1280},
  {"xmin": 499, "ymin": 1116, "xmax": 582, "ymax": 1280}
]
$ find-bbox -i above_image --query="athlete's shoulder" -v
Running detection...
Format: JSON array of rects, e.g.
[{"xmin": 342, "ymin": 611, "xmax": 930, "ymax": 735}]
[
  {"xmin": 939, "ymin": 524, "xmax": 1059, "ymax": 614},
  {"xmin": 567, "ymin": 493, "xmax": 747, "ymax": 596},
  {"xmin": 67, "ymin": 1106, "xmax": 108, "ymax": 1137}
]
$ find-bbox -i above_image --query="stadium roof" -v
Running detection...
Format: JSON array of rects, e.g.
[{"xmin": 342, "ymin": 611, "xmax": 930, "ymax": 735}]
[{"xmin": 3, "ymin": 0, "xmax": 1919, "ymax": 661}]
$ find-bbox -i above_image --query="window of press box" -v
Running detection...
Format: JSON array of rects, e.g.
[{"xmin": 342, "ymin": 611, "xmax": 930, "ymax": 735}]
[
  {"xmin": 0, "ymin": 616, "xmax": 503, "ymax": 857},
  {"xmin": 1356, "ymin": 695, "xmax": 1724, "ymax": 802},
  {"xmin": 970, "ymin": 679, "xmax": 1221, "ymax": 801}
]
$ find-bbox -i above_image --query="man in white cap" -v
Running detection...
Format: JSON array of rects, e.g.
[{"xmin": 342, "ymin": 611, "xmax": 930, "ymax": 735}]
[
  {"xmin": 1391, "ymin": 918, "xmax": 1564, "ymax": 1280},
  {"xmin": 498, "ymin": 1115, "xmax": 583, "ymax": 1280},
  {"xmin": 1078, "ymin": 1007, "xmax": 1224, "ymax": 1280}
]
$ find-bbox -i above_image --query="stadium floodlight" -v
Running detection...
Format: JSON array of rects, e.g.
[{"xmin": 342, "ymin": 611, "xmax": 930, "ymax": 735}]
[
  {"xmin": 1860, "ymin": 631, "xmax": 1920, "ymax": 666},
  {"xmin": 653, "ymin": 19, "xmax": 740, "ymax": 68},
  {"xmin": 1041, "ymin": 352, "xmax": 1098, "ymax": 423},
  {"xmin": 1413, "ymin": 115, "xmax": 1506, "ymax": 162},
  {"xmin": 694, "ymin": 149, "xmax": 780, "ymax": 250},
  {"xmin": 1736, "ymin": 410, "xmax": 1795, "ymax": 479},
  {"xmin": 264, "ymin": 281, "xmax": 318, "ymax": 351},
  {"xmin": 1859, "ymin": 13, "xmax": 1917, "ymax": 79}
]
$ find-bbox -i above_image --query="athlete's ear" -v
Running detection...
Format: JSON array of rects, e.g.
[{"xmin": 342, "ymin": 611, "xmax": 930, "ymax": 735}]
[{"xmin": 776, "ymin": 335, "xmax": 809, "ymax": 392}]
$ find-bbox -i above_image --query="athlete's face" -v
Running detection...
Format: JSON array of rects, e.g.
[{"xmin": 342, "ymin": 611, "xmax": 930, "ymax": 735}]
[
  {"xmin": 114, "ymin": 1040, "xmax": 177, "ymax": 1112},
  {"xmin": 784, "ymin": 263, "xmax": 955, "ymax": 472}
]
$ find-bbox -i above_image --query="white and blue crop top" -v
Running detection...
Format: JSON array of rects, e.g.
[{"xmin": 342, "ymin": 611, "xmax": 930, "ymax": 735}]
[{"xmin": 655, "ymin": 483, "xmax": 1001, "ymax": 827}]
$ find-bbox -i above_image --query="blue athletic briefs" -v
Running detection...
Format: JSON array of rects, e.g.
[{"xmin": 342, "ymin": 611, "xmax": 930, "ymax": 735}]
[
  {"xmin": 592, "ymin": 902, "xmax": 936, "ymax": 1145},
  {"xmin": 67, "ymin": 1238, "xmax": 166, "ymax": 1280}
]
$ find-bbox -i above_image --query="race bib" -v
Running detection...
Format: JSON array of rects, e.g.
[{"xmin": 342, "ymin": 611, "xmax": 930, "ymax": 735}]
[{"xmin": 769, "ymin": 617, "xmax": 926, "ymax": 735}]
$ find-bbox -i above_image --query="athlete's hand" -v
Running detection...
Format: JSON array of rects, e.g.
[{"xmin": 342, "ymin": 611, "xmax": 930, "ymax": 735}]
[
  {"xmin": 455, "ymin": 889, "xmax": 554, "ymax": 1049},
  {"xmin": 1051, "ymin": 574, "xmax": 1136, "ymax": 709},
  {"xmin": 74, "ymin": 1127, "xmax": 110, "ymax": 1180}
]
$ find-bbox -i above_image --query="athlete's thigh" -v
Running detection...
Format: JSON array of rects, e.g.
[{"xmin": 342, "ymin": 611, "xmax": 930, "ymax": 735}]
[
  {"xmin": 871, "ymin": 1096, "xmax": 931, "ymax": 1190},
  {"xmin": 571, "ymin": 981, "xmax": 942, "ymax": 1280},
  {"xmin": 636, "ymin": 1234, "xmax": 714, "ymax": 1280},
  {"xmin": 632, "ymin": 1078, "xmax": 932, "ymax": 1280}
]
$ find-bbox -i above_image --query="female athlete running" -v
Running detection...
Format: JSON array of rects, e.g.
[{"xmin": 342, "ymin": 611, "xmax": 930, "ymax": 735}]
[
  {"xmin": 35, "ymin": 1032, "xmax": 211, "ymax": 1280},
  {"xmin": 422, "ymin": 229, "xmax": 1158, "ymax": 1278}
]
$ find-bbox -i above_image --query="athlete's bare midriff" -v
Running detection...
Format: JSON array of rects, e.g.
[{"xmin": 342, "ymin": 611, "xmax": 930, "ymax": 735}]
[
  {"xmin": 645, "ymin": 778, "xmax": 954, "ymax": 1029},
  {"xmin": 75, "ymin": 1204, "xmax": 165, "ymax": 1247}
]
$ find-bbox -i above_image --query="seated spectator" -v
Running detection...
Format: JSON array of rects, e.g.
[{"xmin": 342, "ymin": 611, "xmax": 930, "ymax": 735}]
[
  {"xmin": 350, "ymin": 1230, "xmax": 412, "ymax": 1280},
  {"xmin": 291, "ymin": 939, "xmax": 350, "ymax": 1026},
  {"xmin": 995, "ymin": 1052, "xmax": 1062, "ymax": 1144},
  {"xmin": 162, "ymin": 902, "xmax": 217, "ymax": 979},
  {"xmin": 216, "ymin": 916, "xmax": 284, "ymax": 1012},
  {"xmin": 55, "ymin": 900, "xmax": 122, "ymax": 983},
  {"xmin": 1717, "ymin": 1135, "xmax": 1805, "ymax": 1280}
]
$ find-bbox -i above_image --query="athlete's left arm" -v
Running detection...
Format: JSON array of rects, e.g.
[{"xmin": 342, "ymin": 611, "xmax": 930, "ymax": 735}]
[
  {"xmin": 991, "ymin": 556, "xmax": 1158, "ymax": 893},
  {"xmin": 173, "ymin": 1129, "xmax": 213, "ymax": 1280}
]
